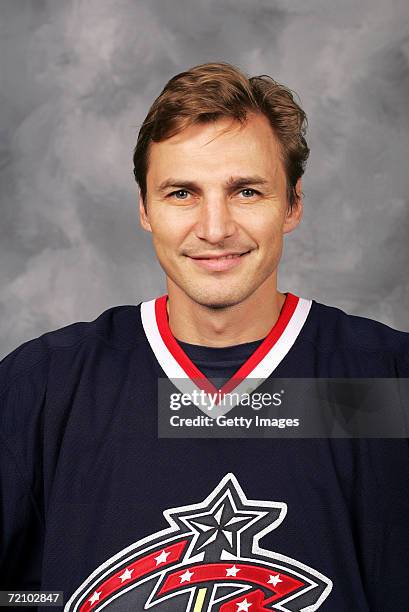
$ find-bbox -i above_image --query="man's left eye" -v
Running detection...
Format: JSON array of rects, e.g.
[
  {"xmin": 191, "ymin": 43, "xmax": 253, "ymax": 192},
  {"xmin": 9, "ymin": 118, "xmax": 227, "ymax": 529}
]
[{"xmin": 240, "ymin": 188, "xmax": 258, "ymax": 197}]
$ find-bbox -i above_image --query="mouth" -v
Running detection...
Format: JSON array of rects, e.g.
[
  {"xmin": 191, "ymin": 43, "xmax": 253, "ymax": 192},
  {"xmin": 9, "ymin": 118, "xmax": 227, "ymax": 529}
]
[{"xmin": 186, "ymin": 250, "xmax": 252, "ymax": 272}]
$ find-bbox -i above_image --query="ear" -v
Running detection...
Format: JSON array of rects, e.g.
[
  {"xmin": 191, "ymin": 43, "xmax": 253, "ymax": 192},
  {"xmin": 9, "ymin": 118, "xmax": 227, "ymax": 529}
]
[
  {"xmin": 138, "ymin": 189, "xmax": 152, "ymax": 232},
  {"xmin": 283, "ymin": 178, "xmax": 303, "ymax": 234}
]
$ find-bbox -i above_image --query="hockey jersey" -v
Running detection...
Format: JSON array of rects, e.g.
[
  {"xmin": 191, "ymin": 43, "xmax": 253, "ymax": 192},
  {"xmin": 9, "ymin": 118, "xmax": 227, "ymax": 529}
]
[{"xmin": 0, "ymin": 292, "xmax": 408, "ymax": 611}]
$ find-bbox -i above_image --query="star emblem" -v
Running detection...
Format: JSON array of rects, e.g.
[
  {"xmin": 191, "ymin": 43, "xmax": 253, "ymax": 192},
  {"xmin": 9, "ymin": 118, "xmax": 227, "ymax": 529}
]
[
  {"xmin": 119, "ymin": 568, "xmax": 134, "ymax": 583},
  {"xmin": 179, "ymin": 568, "xmax": 194, "ymax": 583},
  {"xmin": 71, "ymin": 474, "xmax": 333, "ymax": 612},
  {"xmin": 226, "ymin": 564, "xmax": 240, "ymax": 577},
  {"xmin": 267, "ymin": 573, "xmax": 282, "ymax": 587},
  {"xmin": 185, "ymin": 498, "xmax": 257, "ymax": 557},
  {"xmin": 154, "ymin": 549, "xmax": 170, "ymax": 565},
  {"xmin": 236, "ymin": 598, "xmax": 252, "ymax": 611},
  {"xmin": 166, "ymin": 476, "xmax": 285, "ymax": 562},
  {"xmin": 88, "ymin": 591, "xmax": 101, "ymax": 605}
]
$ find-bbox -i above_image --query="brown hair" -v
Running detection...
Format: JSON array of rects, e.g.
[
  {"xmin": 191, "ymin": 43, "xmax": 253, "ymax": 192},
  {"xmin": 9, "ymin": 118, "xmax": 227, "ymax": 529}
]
[{"xmin": 133, "ymin": 61, "xmax": 309, "ymax": 209}]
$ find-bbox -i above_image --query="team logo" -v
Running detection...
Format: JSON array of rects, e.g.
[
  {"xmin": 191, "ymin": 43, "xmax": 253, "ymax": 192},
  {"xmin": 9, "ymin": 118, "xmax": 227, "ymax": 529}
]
[{"xmin": 65, "ymin": 474, "xmax": 332, "ymax": 611}]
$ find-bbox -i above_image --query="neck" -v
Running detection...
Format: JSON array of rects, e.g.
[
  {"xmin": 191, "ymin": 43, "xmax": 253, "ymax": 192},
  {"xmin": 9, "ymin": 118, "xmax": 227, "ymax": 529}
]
[{"xmin": 166, "ymin": 277, "xmax": 286, "ymax": 347}]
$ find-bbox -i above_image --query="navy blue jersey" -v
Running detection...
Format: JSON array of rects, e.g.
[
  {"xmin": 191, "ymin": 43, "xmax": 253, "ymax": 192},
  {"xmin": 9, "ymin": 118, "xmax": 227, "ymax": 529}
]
[{"xmin": 0, "ymin": 292, "xmax": 408, "ymax": 611}]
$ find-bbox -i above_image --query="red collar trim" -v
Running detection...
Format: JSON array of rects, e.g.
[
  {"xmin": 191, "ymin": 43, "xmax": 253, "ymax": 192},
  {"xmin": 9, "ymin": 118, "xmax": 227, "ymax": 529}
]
[{"xmin": 155, "ymin": 293, "xmax": 299, "ymax": 394}]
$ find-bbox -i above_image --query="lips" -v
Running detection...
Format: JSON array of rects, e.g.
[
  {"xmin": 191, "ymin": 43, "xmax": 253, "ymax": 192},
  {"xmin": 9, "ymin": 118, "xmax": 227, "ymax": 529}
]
[
  {"xmin": 187, "ymin": 251, "xmax": 251, "ymax": 271},
  {"xmin": 189, "ymin": 251, "xmax": 250, "ymax": 260}
]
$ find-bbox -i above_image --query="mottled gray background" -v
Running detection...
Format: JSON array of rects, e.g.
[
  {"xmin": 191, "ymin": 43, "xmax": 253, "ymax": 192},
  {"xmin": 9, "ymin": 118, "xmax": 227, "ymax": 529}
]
[{"xmin": 1, "ymin": 0, "xmax": 409, "ymax": 358}]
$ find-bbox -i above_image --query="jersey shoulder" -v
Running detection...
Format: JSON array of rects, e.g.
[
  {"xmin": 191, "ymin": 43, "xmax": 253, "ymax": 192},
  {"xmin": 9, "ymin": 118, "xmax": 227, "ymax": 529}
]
[
  {"xmin": 0, "ymin": 303, "xmax": 145, "ymax": 395},
  {"xmin": 303, "ymin": 298, "xmax": 409, "ymax": 375},
  {"xmin": 308, "ymin": 299, "xmax": 409, "ymax": 350}
]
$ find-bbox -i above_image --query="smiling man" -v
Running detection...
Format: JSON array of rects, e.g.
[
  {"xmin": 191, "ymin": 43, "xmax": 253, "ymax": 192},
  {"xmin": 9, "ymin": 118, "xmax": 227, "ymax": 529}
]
[
  {"xmin": 0, "ymin": 62, "xmax": 408, "ymax": 612},
  {"xmin": 138, "ymin": 112, "xmax": 300, "ymax": 346}
]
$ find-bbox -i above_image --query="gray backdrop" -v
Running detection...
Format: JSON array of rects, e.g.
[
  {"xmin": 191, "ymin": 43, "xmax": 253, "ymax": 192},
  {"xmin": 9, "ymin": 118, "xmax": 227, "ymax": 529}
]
[{"xmin": 1, "ymin": 0, "xmax": 409, "ymax": 359}]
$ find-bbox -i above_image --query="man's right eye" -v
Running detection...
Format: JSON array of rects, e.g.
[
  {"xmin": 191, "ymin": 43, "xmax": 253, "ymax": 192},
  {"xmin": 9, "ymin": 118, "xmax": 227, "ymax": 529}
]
[{"xmin": 169, "ymin": 190, "xmax": 189, "ymax": 199}]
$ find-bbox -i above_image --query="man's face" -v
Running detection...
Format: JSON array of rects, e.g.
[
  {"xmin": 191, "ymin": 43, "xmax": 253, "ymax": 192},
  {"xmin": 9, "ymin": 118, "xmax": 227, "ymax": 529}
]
[{"xmin": 139, "ymin": 112, "xmax": 302, "ymax": 308}]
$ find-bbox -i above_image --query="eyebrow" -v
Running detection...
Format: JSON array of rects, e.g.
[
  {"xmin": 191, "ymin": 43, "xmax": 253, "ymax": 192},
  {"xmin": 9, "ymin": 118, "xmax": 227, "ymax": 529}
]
[{"xmin": 157, "ymin": 175, "xmax": 270, "ymax": 193}]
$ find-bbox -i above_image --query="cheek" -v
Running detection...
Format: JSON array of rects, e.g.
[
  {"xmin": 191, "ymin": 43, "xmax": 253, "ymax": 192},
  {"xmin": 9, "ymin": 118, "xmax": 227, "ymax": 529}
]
[
  {"xmin": 149, "ymin": 209, "xmax": 190, "ymax": 252},
  {"xmin": 237, "ymin": 207, "xmax": 285, "ymax": 243}
]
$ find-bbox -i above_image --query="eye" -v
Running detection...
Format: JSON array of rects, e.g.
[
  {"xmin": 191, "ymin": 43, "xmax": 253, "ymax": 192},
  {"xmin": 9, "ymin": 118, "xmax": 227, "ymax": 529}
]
[
  {"xmin": 169, "ymin": 189, "xmax": 190, "ymax": 200},
  {"xmin": 240, "ymin": 188, "xmax": 260, "ymax": 198}
]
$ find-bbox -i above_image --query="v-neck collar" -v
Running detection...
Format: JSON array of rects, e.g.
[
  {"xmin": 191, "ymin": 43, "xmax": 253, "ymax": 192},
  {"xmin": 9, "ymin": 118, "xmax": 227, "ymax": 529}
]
[{"xmin": 141, "ymin": 292, "xmax": 312, "ymax": 409}]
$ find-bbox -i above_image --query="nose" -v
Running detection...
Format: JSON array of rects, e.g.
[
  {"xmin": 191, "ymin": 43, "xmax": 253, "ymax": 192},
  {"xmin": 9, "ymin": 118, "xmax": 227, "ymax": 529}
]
[{"xmin": 194, "ymin": 195, "xmax": 237, "ymax": 244}]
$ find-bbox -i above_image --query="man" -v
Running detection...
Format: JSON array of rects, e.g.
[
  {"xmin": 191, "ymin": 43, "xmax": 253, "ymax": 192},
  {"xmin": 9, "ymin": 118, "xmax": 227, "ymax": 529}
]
[{"xmin": 0, "ymin": 62, "xmax": 408, "ymax": 611}]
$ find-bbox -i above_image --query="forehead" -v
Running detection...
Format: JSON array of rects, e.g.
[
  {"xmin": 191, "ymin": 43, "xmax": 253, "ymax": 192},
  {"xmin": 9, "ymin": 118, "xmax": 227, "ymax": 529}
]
[{"xmin": 146, "ymin": 113, "xmax": 284, "ymax": 186}]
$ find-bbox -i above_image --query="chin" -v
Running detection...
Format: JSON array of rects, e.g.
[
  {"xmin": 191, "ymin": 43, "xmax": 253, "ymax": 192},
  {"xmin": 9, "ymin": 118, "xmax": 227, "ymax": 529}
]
[
  {"xmin": 185, "ymin": 284, "xmax": 254, "ymax": 310},
  {"xmin": 198, "ymin": 299, "xmax": 239, "ymax": 310}
]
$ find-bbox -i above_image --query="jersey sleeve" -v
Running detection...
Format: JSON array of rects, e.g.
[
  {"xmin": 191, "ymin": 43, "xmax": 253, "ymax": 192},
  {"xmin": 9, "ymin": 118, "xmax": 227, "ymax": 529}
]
[
  {"xmin": 396, "ymin": 337, "xmax": 409, "ymax": 377},
  {"xmin": 395, "ymin": 338, "xmax": 409, "ymax": 438},
  {"xmin": 383, "ymin": 339, "xmax": 409, "ymax": 608},
  {"xmin": 0, "ymin": 339, "xmax": 48, "ymax": 591}
]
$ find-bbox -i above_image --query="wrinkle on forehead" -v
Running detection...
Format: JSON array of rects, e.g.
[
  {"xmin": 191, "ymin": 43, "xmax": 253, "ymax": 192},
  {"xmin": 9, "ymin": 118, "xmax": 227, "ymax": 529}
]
[
  {"xmin": 147, "ymin": 112, "xmax": 285, "ymax": 193},
  {"xmin": 197, "ymin": 115, "xmax": 284, "ymax": 179},
  {"xmin": 198, "ymin": 117, "xmax": 248, "ymax": 148}
]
